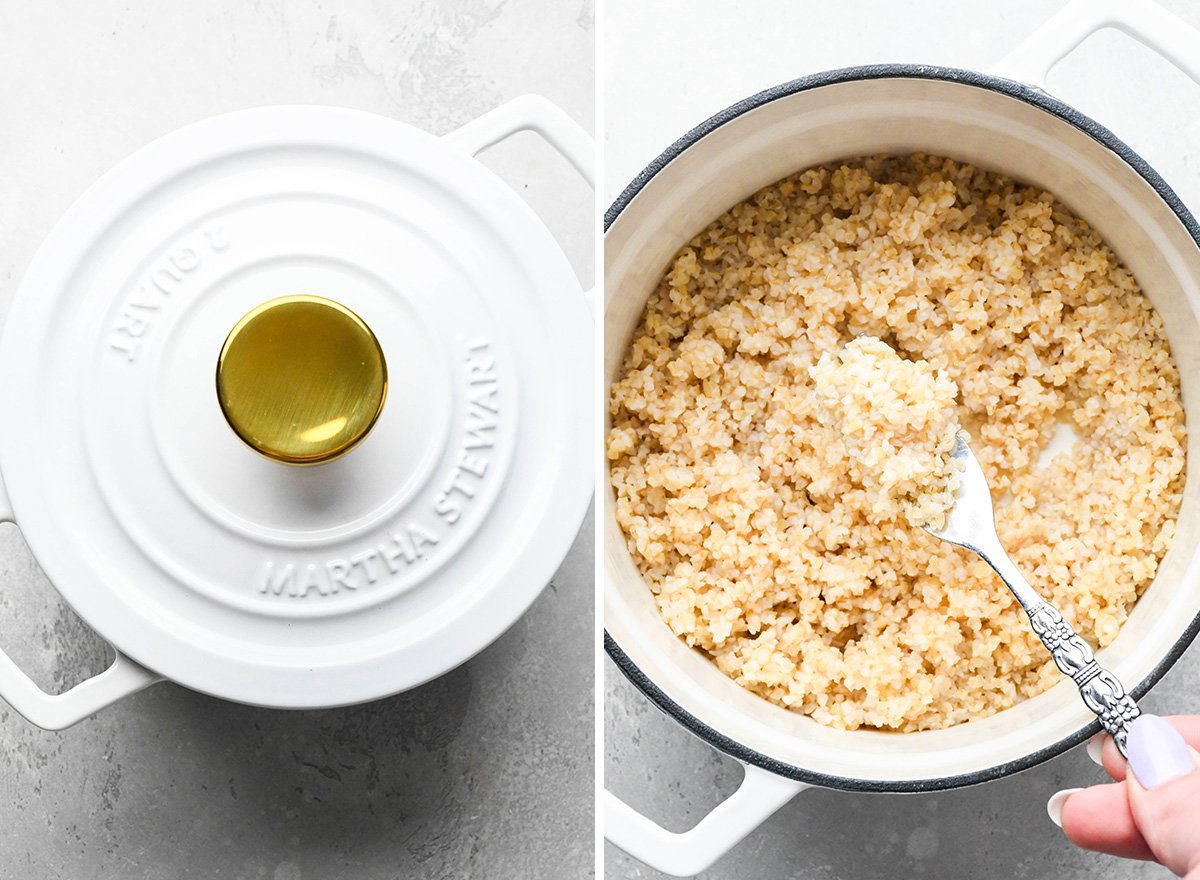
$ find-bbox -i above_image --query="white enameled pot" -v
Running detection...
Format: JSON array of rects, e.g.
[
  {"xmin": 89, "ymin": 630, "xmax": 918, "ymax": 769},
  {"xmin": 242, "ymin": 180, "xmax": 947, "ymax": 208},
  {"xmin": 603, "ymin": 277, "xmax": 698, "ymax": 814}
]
[
  {"xmin": 0, "ymin": 95, "xmax": 593, "ymax": 728},
  {"xmin": 604, "ymin": 1, "xmax": 1200, "ymax": 874}
]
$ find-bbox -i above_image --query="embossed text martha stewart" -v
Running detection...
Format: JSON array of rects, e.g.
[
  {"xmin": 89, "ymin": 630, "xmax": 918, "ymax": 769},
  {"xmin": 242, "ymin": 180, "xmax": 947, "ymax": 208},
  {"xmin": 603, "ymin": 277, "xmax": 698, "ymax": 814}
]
[{"xmin": 259, "ymin": 337, "xmax": 500, "ymax": 599}]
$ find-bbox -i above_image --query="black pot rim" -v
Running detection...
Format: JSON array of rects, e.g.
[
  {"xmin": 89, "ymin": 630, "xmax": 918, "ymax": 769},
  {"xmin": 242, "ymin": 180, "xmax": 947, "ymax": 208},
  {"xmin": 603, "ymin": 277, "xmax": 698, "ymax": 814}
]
[{"xmin": 604, "ymin": 62, "xmax": 1200, "ymax": 794}]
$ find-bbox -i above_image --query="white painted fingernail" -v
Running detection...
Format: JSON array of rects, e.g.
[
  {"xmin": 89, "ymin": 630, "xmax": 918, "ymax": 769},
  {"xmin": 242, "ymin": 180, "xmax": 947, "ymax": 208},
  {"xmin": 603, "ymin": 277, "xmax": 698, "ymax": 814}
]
[
  {"xmin": 1046, "ymin": 788, "xmax": 1084, "ymax": 828},
  {"xmin": 1086, "ymin": 732, "xmax": 1106, "ymax": 766}
]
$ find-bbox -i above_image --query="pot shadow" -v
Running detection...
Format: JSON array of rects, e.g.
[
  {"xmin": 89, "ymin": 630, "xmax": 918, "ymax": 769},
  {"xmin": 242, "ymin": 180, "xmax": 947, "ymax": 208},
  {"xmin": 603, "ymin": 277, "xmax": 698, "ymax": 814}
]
[
  {"xmin": 89, "ymin": 554, "xmax": 593, "ymax": 874},
  {"xmin": 606, "ymin": 722, "xmax": 1114, "ymax": 879},
  {"xmin": 111, "ymin": 658, "xmax": 480, "ymax": 869}
]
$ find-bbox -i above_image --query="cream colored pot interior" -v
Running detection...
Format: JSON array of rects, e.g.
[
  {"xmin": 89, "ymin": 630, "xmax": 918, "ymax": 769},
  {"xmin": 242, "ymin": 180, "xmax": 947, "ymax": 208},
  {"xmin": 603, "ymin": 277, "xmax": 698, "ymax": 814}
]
[{"xmin": 605, "ymin": 76, "xmax": 1200, "ymax": 785}]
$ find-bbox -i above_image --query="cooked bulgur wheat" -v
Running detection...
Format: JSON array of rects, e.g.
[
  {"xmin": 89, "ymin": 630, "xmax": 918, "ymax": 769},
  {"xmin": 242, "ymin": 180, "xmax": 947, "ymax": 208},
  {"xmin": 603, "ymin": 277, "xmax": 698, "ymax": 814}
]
[
  {"xmin": 607, "ymin": 153, "xmax": 1186, "ymax": 732},
  {"xmin": 811, "ymin": 336, "xmax": 963, "ymax": 531}
]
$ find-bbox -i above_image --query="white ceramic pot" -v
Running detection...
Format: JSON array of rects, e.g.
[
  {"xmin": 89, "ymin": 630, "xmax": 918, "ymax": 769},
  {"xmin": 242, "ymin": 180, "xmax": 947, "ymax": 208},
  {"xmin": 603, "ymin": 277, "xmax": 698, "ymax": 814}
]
[
  {"xmin": 0, "ymin": 96, "xmax": 594, "ymax": 728},
  {"xmin": 604, "ymin": 0, "xmax": 1200, "ymax": 874}
]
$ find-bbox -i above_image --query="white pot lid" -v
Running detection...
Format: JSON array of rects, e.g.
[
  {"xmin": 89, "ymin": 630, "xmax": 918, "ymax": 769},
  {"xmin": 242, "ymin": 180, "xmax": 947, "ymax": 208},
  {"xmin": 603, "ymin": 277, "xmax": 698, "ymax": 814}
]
[{"xmin": 0, "ymin": 104, "xmax": 593, "ymax": 708}]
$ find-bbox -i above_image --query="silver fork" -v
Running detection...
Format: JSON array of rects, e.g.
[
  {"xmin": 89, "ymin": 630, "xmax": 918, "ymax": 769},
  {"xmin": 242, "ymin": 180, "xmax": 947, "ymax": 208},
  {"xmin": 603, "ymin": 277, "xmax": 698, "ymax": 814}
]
[{"xmin": 923, "ymin": 433, "xmax": 1141, "ymax": 757}]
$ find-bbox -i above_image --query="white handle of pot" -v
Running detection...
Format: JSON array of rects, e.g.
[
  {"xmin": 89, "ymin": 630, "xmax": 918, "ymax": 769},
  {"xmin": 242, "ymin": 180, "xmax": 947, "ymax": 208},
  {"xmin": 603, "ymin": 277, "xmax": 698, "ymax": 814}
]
[
  {"xmin": 0, "ymin": 488, "xmax": 160, "ymax": 730},
  {"xmin": 443, "ymin": 94, "xmax": 595, "ymax": 309},
  {"xmin": 993, "ymin": 0, "xmax": 1200, "ymax": 90},
  {"xmin": 605, "ymin": 762, "xmax": 808, "ymax": 877}
]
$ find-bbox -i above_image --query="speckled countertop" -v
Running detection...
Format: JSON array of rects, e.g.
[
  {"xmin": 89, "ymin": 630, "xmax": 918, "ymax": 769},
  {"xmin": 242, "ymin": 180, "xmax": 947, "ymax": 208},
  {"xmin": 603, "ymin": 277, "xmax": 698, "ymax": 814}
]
[
  {"xmin": 604, "ymin": 1, "xmax": 1200, "ymax": 877},
  {"xmin": 0, "ymin": 1, "xmax": 594, "ymax": 878}
]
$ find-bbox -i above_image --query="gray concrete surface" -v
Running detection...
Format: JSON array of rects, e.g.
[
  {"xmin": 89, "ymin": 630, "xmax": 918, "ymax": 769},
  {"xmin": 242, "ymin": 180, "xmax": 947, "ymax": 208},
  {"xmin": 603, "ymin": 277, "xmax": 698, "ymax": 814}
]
[
  {"xmin": 604, "ymin": 0, "xmax": 1200, "ymax": 877},
  {"xmin": 605, "ymin": 654, "xmax": 1200, "ymax": 880},
  {"xmin": 0, "ymin": 2, "xmax": 594, "ymax": 878}
]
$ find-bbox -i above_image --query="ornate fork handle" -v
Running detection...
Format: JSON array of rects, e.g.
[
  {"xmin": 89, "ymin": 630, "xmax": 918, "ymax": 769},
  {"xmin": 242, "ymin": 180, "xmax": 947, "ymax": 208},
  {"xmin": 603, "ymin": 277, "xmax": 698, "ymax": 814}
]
[
  {"xmin": 925, "ymin": 437, "xmax": 1141, "ymax": 759},
  {"xmin": 1026, "ymin": 603, "xmax": 1140, "ymax": 757}
]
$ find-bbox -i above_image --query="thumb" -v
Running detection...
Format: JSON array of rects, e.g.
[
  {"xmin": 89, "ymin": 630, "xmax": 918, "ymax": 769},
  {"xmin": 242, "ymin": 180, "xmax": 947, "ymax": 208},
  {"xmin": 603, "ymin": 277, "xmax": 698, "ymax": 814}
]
[{"xmin": 1125, "ymin": 714, "xmax": 1200, "ymax": 877}]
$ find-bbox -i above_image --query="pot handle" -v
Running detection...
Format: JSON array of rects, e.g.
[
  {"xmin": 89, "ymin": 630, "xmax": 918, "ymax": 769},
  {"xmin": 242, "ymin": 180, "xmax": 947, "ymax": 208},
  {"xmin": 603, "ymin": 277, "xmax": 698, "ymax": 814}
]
[
  {"xmin": 442, "ymin": 94, "xmax": 595, "ymax": 309},
  {"xmin": 605, "ymin": 761, "xmax": 808, "ymax": 877},
  {"xmin": 992, "ymin": 0, "xmax": 1200, "ymax": 89},
  {"xmin": 0, "ymin": 490, "xmax": 161, "ymax": 729}
]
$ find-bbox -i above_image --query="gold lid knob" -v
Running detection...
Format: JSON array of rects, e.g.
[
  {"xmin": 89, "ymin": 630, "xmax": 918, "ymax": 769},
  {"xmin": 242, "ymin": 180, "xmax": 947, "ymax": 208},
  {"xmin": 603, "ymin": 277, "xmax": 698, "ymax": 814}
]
[{"xmin": 216, "ymin": 295, "xmax": 387, "ymax": 466}]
